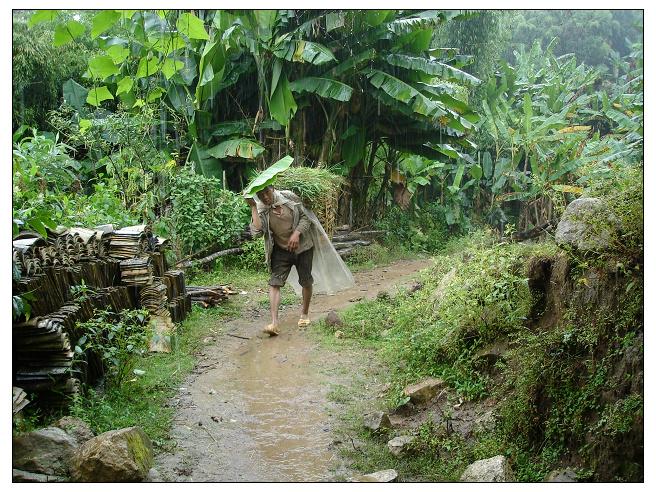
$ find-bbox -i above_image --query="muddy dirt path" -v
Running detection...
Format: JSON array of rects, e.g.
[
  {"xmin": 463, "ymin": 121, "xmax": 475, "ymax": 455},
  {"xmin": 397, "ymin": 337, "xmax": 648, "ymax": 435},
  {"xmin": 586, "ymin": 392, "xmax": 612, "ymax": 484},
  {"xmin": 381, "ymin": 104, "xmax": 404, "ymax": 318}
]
[{"xmin": 155, "ymin": 258, "xmax": 431, "ymax": 482}]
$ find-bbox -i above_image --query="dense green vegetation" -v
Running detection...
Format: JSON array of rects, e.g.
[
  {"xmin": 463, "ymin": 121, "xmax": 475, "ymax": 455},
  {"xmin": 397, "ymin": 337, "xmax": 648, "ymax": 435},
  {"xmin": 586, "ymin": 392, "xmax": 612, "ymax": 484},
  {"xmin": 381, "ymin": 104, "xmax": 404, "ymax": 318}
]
[{"xmin": 12, "ymin": 9, "xmax": 643, "ymax": 482}]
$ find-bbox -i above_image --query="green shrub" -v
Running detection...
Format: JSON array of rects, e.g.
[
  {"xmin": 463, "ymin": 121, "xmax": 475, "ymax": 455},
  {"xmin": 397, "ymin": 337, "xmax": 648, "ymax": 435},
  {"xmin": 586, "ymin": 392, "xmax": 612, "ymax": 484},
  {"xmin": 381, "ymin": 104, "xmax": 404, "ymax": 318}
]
[
  {"xmin": 376, "ymin": 202, "xmax": 457, "ymax": 253},
  {"xmin": 75, "ymin": 309, "xmax": 151, "ymax": 389},
  {"xmin": 167, "ymin": 166, "xmax": 250, "ymax": 256},
  {"xmin": 220, "ymin": 237, "xmax": 267, "ymax": 272}
]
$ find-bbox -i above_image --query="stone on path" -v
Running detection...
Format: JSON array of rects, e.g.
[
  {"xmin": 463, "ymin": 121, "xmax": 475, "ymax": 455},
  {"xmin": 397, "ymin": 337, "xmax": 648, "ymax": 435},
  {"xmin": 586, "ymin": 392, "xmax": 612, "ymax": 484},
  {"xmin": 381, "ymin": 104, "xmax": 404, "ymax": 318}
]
[
  {"xmin": 460, "ymin": 455, "xmax": 514, "ymax": 482},
  {"xmin": 325, "ymin": 310, "xmax": 343, "ymax": 327},
  {"xmin": 403, "ymin": 377, "xmax": 445, "ymax": 404},
  {"xmin": 70, "ymin": 426, "xmax": 153, "ymax": 482},
  {"xmin": 349, "ymin": 469, "xmax": 398, "ymax": 482},
  {"xmin": 13, "ymin": 427, "xmax": 78, "ymax": 476},
  {"xmin": 555, "ymin": 197, "xmax": 620, "ymax": 252},
  {"xmin": 387, "ymin": 436, "xmax": 415, "ymax": 457},
  {"xmin": 54, "ymin": 416, "xmax": 95, "ymax": 446},
  {"xmin": 544, "ymin": 468, "xmax": 578, "ymax": 482},
  {"xmin": 363, "ymin": 411, "xmax": 391, "ymax": 432}
]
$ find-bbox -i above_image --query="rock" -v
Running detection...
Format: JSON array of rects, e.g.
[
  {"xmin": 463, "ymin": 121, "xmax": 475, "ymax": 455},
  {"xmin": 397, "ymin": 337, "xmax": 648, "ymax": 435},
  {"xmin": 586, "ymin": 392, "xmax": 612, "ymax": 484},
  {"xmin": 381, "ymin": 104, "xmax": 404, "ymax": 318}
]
[
  {"xmin": 70, "ymin": 427, "xmax": 153, "ymax": 482},
  {"xmin": 544, "ymin": 468, "xmax": 578, "ymax": 482},
  {"xmin": 54, "ymin": 417, "xmax": 95, "ymax": 446},
  {"xmin": 13, "ymin": 427, "xmax": 78, "ymax": 476},
  {"xmin": 349, "ymin": 469, "xmax": 398, "ymax": 482},
  {"xmin": 363, "ymin": 411, "xmax": 392, "ymax": 432},
  {"xmin": 555, "ymin": 197, "xmax": 620, "ymax": 252},
  {"xmin": 387, "ymin": 436, "xmax": 415, "ymax": 456},
  {"xmin": 325, "ymin": 310, "xmax": 343, "ymax": 327},
  {"xmin": 403, "ymin": 377, "xmax": 446, "ymax": 404},
  {"xmin": 460, "ymin": 455, "xmax": 514, "ymax": 482},
  {"xmin": 473, "ymin": 410, "xmax": 497, "ymax": 434},
  {"xmin": 144, "ymin": 467, "xmax": 164, "ymax": 482},
  {"xmin": 473, "ymin": 342, "xmax": 508, "ymax": 372},
  {"xmin": 408, "ymin": 281, "xmax": 423, "ymax": 294},
  {"xmin": 376, "ymin": 290, "xmax": 390, "ymax": 301},
  {"xmin": 12, "ymin": 468, "xmax": 67, "ymax": 483}
]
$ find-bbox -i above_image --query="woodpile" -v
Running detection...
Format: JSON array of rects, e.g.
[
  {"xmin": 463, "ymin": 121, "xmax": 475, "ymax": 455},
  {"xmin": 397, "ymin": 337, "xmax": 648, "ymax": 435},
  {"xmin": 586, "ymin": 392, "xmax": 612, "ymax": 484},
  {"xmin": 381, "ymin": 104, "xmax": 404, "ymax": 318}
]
[
  {"xmin": 12, "ymin": 224, "xmax": 192, "ymax": 410},
  {"xmin": 331, "ymin": 225, "xmax": 384, "ymax": 258},
  {"xmin": 187, "ymin": 285, "xmax": 237, "ymax": 308}
]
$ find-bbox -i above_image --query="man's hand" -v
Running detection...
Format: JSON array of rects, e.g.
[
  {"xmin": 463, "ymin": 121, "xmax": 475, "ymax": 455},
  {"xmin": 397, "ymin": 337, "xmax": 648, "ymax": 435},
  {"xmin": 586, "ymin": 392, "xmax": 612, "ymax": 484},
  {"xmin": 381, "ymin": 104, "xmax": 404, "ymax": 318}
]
[
  {"xmin": 287, "ymin": 230, "xmax": 301, "ymax": 252},
  {"xmin": 245, "ymin": 197, "xmax": 257, "ymax": 208}
]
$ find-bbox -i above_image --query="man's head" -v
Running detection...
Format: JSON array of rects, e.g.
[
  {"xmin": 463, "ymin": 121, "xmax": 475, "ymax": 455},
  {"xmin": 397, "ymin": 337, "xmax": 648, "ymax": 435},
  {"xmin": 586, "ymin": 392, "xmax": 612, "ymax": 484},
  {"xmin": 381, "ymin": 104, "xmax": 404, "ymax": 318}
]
[{"xmin": 256, "ymin": 185, "xmax": 275, "ymax": 206}]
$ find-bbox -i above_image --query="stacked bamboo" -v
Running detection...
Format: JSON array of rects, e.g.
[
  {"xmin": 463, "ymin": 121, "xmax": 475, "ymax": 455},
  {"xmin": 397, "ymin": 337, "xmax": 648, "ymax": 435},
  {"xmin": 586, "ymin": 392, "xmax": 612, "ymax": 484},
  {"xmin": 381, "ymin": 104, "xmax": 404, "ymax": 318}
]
[
  {"xmin": 140, "ymin": 281, "xmax": 170, "ymax": 317},
  {"xmin": 187, "ymin": 285, "xmax": 236, "ymax": 308},
  {"xmin": 12, "ymin": 223, "xmax": 192, "ymax": 411},
  {"xmin": 162, "ymin": 270, "xmax": 190, "ymax": 322},
  {"xmin": 108, "ymin": 231, "xmax": 151, "ymax": 259},
  {"xmin": 120, "ymin": 257, "xmax": 153, "ymax": 286}
]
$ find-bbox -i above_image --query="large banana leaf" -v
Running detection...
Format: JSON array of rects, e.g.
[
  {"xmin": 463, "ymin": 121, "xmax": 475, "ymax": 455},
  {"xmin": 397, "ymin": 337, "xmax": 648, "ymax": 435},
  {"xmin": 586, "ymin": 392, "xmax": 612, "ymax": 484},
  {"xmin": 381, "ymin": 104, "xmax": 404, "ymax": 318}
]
[
  {"xmin": 383, "ymin": 10, "xmax": 443, "ymax": 35},
  {"xmin": 269, "ymin": 61, "xmax": 297, "ymax": 126},
  {"xmin": 207, "ymin": 139, "xmax": 265, "ymax": 159},
  {"xmin": 289, "ymin": 77, "xmax": 353, "ymax": 102},
  {"xmin": 195, "ymin": 41, "xmax": 226, "ymax": 106},
  {"xmin": 242, "ymin": 155, "xmax": 294, "ymax": 198},
  {"xmin": 273, "ymin": 38, "xmax": 336, "ymax": 65},
  {"xmin": 365, "ymin": 69, "xmax": 418, "ymax": 104},
  {"xmin": 324, "ymin": 48, "xmax": 376, "ymax": 78},
  {"xmin": 386, "ymin": 54, "xmax": 480, "ymax": 86}
]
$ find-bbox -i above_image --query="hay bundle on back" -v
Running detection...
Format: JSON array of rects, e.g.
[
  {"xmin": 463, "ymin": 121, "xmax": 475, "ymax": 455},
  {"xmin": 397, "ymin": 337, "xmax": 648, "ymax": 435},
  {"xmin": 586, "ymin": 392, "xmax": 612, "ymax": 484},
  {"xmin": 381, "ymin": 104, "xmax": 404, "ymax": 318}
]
[{"xmin": 275, "ymin": 167, "xmax": 345, "ymax": 238}]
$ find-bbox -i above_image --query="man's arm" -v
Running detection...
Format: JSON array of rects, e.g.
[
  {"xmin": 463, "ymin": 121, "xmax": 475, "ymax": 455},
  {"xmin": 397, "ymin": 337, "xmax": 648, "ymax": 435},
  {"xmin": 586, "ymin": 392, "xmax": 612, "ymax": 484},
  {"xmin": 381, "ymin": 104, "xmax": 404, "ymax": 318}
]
[
  {"xmin": 287, "ymin": 204, "xmax": 311, "ymax": 251},
  {"xmin": 246, "ymin": 198, "xmax": 264, "ymax": 237}
]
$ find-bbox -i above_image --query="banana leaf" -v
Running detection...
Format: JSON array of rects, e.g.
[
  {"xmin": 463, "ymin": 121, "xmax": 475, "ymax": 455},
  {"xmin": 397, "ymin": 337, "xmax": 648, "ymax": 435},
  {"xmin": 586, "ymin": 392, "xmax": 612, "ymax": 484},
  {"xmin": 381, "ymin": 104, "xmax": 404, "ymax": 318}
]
[
  {"xmin": 207, "ymin": 139, "xmax": 265, "ymax": 159},
  {"xmin": 289, "ymin": 77, "xmax": 353, "ymax": 101},
  {"xmin": 242, "ymin": 155, "xmax": 294, "ymax": 198}
]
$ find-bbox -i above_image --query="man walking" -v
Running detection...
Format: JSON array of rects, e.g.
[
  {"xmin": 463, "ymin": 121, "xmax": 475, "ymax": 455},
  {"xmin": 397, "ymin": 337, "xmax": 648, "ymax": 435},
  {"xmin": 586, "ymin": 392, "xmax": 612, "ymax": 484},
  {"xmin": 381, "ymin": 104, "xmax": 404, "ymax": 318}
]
[{"xmin": 246, "ymin": 185, "xmax": 314, "ymax": 336}]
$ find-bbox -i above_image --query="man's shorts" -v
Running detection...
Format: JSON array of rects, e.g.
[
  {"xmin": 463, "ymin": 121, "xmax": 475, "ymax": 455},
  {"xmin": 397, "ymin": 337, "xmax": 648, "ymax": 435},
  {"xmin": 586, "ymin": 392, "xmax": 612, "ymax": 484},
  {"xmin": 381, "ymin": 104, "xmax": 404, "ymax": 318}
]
[{"xmin": 269, "ymin": 245, "xmax": 314, "ymax": 288}]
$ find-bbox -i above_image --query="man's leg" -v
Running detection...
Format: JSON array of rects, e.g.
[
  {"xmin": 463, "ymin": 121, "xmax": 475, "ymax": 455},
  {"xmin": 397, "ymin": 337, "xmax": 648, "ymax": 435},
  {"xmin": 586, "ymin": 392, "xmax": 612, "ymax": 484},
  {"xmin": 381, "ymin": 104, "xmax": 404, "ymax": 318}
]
[
  {"xmin": 301, "ymin": 285, "xmax": 313, "ymax": 316},
  {"xmin": 297, "ymin": 248, "xmax": 314, "ymax": 326},
  {"xmin": 269, "ymin": 285, "xmax": 282, "ymax": 326}
]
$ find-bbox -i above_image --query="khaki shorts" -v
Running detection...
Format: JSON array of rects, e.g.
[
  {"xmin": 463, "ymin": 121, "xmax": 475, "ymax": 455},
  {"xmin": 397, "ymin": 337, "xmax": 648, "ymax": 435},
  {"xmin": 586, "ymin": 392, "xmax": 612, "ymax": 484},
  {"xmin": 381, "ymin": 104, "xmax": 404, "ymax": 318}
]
[{"xmin": 269, "ymin": 245, "xmax": 314, "ymax": 288}]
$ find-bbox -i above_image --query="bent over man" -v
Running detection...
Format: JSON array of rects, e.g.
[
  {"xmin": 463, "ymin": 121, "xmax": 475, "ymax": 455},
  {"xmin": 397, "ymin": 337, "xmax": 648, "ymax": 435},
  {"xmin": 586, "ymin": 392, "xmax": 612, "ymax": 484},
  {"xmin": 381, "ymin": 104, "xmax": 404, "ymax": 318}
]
[{"xmin": 246, "ymin": 185, "xmax": 314, "ymax": 336}]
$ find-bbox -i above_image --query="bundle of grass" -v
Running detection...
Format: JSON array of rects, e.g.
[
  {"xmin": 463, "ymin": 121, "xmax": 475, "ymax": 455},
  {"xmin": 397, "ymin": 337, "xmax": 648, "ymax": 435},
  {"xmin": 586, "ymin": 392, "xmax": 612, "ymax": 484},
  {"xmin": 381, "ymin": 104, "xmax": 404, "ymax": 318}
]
[{"xmin": 275, "ymin": 167, "xmax": 345, "ymax": 238}]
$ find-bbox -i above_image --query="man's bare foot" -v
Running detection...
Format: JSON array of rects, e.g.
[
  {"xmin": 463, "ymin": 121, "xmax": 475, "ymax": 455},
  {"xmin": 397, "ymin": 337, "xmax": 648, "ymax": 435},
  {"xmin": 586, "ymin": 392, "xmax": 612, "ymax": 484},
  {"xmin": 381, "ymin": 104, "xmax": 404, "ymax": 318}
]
[{"xmin": 263, "ymin": 323, "xmax": 280, "ymax": 336}]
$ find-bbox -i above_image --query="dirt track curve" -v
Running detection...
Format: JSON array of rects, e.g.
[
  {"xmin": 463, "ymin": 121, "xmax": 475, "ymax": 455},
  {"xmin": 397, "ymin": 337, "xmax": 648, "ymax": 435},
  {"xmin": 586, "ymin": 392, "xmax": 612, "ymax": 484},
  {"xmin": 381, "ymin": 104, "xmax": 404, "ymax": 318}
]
[{"xmin": 155, "ymin": 258, "xmax": 431, "ymax": 482}]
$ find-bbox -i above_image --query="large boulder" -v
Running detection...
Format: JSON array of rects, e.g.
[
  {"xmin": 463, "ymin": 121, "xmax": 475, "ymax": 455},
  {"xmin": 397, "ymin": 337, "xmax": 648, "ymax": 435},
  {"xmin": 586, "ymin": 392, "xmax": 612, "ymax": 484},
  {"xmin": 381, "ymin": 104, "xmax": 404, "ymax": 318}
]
[
  {"xmin": 54, "ymin": 416, "xmax": 95, "ymax": 446},
  {"xmin": 403, "ymin": 378, "xmax": 445, "ymax": 404},
  {"xmin": 349, "ymin": 469, "xmax": 398, "ymax": 482},
  {"xmin": 387, "ymin": 436, "xmax": 415, "ymax": 457},
  {"xmin": 363, "ymin": 411, "xmax": 392, "ymax": 432},
  {"xmin": 460, "ymin": 455, "xmax": 514, "ymax": 482},
  {"xmin": 13, "ymin": 427, "xmax": 78, "ymax": 476},
  {"xmin": 70, "ymin": 427, "xmax": 153, "ymax": 482},
  {"xmin": 555, "ymin": 198, "xmax": 620, "ymax": 252}
]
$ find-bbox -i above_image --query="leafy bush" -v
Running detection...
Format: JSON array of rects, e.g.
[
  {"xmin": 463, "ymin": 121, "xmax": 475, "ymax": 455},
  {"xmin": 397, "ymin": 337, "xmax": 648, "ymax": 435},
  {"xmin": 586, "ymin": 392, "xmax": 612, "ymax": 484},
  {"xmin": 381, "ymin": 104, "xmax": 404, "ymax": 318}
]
[
  {"xmin": 75, "ymin": 309, "xmax": 151, "ymax": 388},
  {"xmin": 167, "ymin": 166, "xmax": 249, "ymax": 256},
  {"xmin": 376, "ymin": 202, "xmax": 458, "ymax": 253},
  {"xmin": 219, "ymin": 237, "xmax": 266, "ymax": 271}
]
